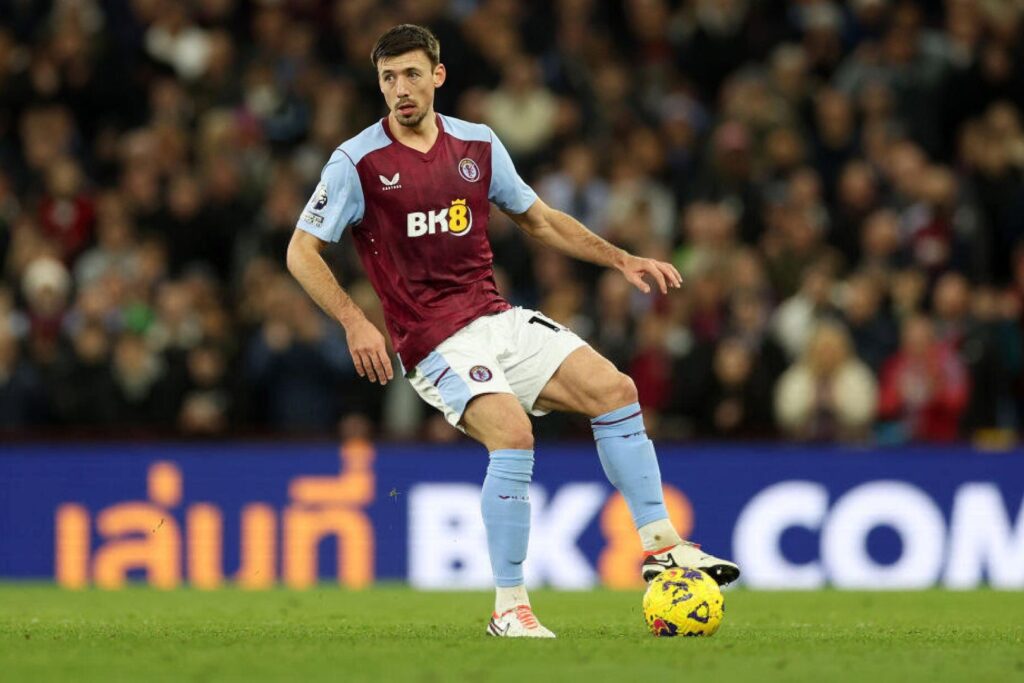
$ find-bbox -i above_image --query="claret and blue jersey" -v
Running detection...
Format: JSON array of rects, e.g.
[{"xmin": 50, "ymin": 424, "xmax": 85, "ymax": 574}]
[{"xmin": 296, "ymin": 113, "xmax": 537, "ymax": 371}]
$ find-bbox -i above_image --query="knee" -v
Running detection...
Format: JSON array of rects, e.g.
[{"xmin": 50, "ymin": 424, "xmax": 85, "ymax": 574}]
[
  {"xmin": 592, "ymin": 373, "xmax": 638, "ymax": 416},
  {"xmin": 496, "ymin": 415, "xmax": 535, "ymax": 451},
  {"xmin": 614, "ymin": 373, "xmax": 639, "ymax": 405},
  {"xmin": 463, "ymin": 394, "xmax": 535, "ymax": 452},
  {"xmin": 500, "ymin": 431, "xmax": 535, "ymax": 452}
]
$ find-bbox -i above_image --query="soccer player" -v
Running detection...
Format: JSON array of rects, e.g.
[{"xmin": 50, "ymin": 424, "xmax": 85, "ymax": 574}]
[{"xmin": 288, "ymin": 24, "xmax": 739, "ymax": 638}]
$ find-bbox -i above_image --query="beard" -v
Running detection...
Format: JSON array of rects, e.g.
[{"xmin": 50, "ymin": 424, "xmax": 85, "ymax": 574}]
[{"xmin": 394, "ymin": 102, "xmax": 429, "ymax": 127}]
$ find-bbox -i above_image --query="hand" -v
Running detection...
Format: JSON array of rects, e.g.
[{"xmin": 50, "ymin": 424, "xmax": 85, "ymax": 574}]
[
  {"xmin": 618, "ymin": 254, "xmax": 683, "ymax": 294},
  {"xmin": 345, "ymin": 317, "xmax": 394, "ymax": 385}
]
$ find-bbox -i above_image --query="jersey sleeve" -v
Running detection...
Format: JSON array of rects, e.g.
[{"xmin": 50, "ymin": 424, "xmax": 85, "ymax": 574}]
[
  {"xmin": 487, "ymin": 129, "xmax": 538, "ymax": 214},
  {"xmin": 295, "ymin": 155, "xmax": 365, "ymax": 242}
]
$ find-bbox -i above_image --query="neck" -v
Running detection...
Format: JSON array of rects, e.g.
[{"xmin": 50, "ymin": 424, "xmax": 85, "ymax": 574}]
[{"xmin": 389, "ymin": 110, "xmax": 439, "ymax": 148}]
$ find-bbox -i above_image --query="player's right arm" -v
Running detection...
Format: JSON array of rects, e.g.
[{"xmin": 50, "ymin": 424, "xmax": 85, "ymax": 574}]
[
  {"xmin": 287, "ymin": 153, "xmax": 393, "ymax": 385},
  {"xmin": 286, "ymin": 231, "xmax": 392, "ymax": 385}
]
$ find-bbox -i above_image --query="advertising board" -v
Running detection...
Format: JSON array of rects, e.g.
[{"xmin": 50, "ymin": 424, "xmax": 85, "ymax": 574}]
[{"xmin": 1, "ymin": 442, "xmax": 1021, "ymax": 589}]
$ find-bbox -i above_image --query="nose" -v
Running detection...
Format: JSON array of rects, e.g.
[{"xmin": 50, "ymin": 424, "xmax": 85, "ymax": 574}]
[{"xmin": 396, "ymin": 76, "xmax": 410, "ymax": 98}]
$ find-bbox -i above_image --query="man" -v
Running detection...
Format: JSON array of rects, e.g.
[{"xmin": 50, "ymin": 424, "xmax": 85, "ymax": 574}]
[{"xmin": 288, "ymin": 24, "xmax": 739, "ymax": 639}]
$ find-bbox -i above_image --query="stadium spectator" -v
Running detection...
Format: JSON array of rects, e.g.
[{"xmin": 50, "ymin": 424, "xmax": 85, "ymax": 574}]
[
  {"xmin": 630, "ymin": 313, "xmax": 674, "ymax": 430},
  {"xmin": 675, "ymin": 201, "xmax": 740, "ymax": 279},
  {"xmin": 21, "ymin": 256, "xmax": 71, "ymax": 348},
  {"xmin": 811, "ymin": 89, "xmax": 857, "ymax": 201},
  {"xmin": 726, "ymin": 288, "xmax": 787, "ymax": 383},
  {"xmin": 178, "ymin": 343, "xmax": 233, "ymax": 435},
  {"xmin": 37, "ymin": 157, "xmax": 94, "ymax": 263},
  {"xmin": 605, "ymin": 153, "xmax": 676, "ymax": 250},
  {"xmin": 932, "ymin": 272, "xmax": 972, "ymax": 348},
  {"xmin": 484, "ymin": 55, "xmax": 560, "ymax": 167},
  {"xmin": 762, "ymin": 196, "xmax": 841, "ymax": 300},
  {"xmin": 878, "ymin": 314, "xmax": 970, "ymax": 442},
  {"xmin": 774, "ymin": 321, "xmax": 878, "ymax": 441},
  {"xmin": 0, "ymin": 0, "xmax": 1020, "ymax": 442},
  {"xmin": 772, "ymin": 264, "xmax": 839, "ymax": 360},
  {"xmin": 111, "ymin": 331, "xmax": 176, "ymax": 428},
  {"xmin": 537, "ymin": 144, "xmax": 609, "ymax": 236},
  {"xmin": 591, "ymin": 271, "xmax": 636, "ymax": 372},
  {"xmin": 244, "ymin": 277, "xmax": 352, "ymax": 433},
  {"xmin": 51, "ymin": 321, "xmax": 117, "ymax": 426},
  {"xmin": 831, "ymin": 161, "xmax": 881, "ymax": 266},
  {"xmin": 73, "ymin": 192, "xmax": 137, "ymax": 288},
  {"xmin": 840, "ymin": 272, "xmax": 899, "ymax": 373},
  {"xmin": 144, "ymin": 3, "xmax": 213, "ymax": 82},
  {"xmin": 690, "ymin": 121, "xmax": 763, "ymax": 244},
  {"xmin": 858, "ymin": 209, "xmax": 906, "ymax": 281},
  {"xmin": 688, "ymin": 336, "xmax": 775, "ymax": 439},
  {"xmin": 0, "ymin": 324, "xmax": 44, "ymax": 428},
  {"xmin": 890, "ymin": 268, "xmax": 929, "ymax": 321},
  {"xmin": 960, "ymin": 285, "xmax": 1023, "ymax": 437}
]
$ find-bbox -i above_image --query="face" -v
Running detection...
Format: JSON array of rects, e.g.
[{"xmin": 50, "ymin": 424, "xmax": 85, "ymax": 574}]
[
  {"xmin": 732, "ymin": 295, "xmax": 764, "ymax": 332},
  {"xmin": 902, "ymin": 316, "xmax": 933, "ymax": 356},
  {"xmin": 715, "ymin": 339, "xmax": 752, "ymax": 385},
  {"xmin": 934, "ymin": 273, "xmax": 969, "ymax": 319},
  {"xmin": 844, "ymin": 278, "xmax": 879, "ymax": 322},
  {"xmin": 378, "ymin": 50, "xmax": 445, "ymax": 128},
  {"xmin": 808, "ymin": 326, "xmax": 849, "ymax": 376}
]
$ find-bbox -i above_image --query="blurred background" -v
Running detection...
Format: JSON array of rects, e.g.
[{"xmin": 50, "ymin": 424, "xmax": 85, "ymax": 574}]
[
  {"xmin": 3, "ymin": 0, "xmax": 1024, "ymax": 600},
  {"xmin": 1, "ymin": 0, "xmax": 1023, "ymax": 447}
]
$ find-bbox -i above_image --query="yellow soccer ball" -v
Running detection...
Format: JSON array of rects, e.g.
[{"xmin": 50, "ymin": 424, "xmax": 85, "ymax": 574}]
[{"xmin": 642, "ymin": 567, "xmax": 725, "ymax": 637}]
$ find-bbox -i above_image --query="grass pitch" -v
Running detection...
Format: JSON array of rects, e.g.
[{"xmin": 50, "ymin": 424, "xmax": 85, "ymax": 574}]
[{"xmin": 1, "ymin": 585, "xmax": 1022, "ymax": 682}]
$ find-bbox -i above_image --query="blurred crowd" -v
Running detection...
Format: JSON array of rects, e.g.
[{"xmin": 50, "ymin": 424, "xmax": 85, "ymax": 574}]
[{"xmin": 1, "ymin": 0, "xmax": 1023, "ymax": 444}]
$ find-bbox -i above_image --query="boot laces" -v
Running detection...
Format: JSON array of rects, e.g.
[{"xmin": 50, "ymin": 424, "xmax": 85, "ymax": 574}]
[{"xmin": 515, "ymin": 605, "xmax": 539, "ymax": 629}]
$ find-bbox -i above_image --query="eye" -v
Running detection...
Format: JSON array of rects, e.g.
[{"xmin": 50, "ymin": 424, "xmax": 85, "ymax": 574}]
[{"xmin": 383, "ymin": 74, "xmax": 394, "ymax": 83}]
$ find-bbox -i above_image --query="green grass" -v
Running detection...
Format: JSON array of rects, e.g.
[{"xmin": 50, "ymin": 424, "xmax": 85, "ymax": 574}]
[{"xmin": 1, "ymin": 585, "xmax": 1023, "ymax": 682}]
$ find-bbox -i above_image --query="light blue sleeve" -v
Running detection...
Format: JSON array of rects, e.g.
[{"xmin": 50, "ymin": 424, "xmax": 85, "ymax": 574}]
[
  {"xmin": 488, "ymin": 129, "xmax": 538, "ymax": 214},
  {"xmin": 295, "ymin": 155, "xmax": 364, "ymax": 242}
]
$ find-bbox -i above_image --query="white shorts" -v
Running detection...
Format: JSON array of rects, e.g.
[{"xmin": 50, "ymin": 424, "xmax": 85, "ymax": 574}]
[{"xmin": 407, "ymin": 307, "xmax": 588, "ymax": 429}]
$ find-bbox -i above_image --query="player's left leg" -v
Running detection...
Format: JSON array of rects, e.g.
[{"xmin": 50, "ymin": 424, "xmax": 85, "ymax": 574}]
[{"xmin": 534, "ymin": 346, "xmax": 740, "ymax": 585}]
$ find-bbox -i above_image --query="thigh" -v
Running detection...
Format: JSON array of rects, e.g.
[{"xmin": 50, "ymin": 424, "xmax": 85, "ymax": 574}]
[
  {"xmin": 533, "ymin": 345, "xmax": 631, "ymax": 416},
  {"xmin": 500, "ymin": 308, "xmax": 587, "ymax": 415},
  {"xmin": 407, "ymin": 324, "xmax": 515, "ymax": 430}
]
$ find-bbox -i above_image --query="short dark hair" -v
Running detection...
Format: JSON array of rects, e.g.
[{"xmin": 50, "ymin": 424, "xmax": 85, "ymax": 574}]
[{"xmin": 371, "ymin": 24, "xmax": 440, "ymax": 69}]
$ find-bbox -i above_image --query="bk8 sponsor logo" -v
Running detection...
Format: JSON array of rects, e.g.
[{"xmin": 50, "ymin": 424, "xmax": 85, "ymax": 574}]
[
  {"xmin": 407, "ymin": 198, "xmax": 473, "ymax": 237},
  {"xmin": 408, "ymin": 479, "xmax": 1024, "ymax": 590}
]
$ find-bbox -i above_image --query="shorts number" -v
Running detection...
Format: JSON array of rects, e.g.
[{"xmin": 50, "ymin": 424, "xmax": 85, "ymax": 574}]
[{"xmin": 528, "ymin": 315, "xmax": 560, "ymax": 332}]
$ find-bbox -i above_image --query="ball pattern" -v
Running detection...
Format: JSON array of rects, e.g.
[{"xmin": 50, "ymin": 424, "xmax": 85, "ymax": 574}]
[{"xmin": 642, "ymin": 567, "xmax": 725, "ymax": 637}]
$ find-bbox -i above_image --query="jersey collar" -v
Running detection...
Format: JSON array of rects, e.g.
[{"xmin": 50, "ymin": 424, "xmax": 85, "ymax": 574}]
[{"xmin": 381, "ymin": 113, "xmax": 444, "ymax": 161}]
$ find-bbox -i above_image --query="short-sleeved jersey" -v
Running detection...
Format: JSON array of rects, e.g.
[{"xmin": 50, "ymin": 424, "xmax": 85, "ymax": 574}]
[{"xmin": 296, "ymin": 114, "xmax": 537, "ymax": 370}]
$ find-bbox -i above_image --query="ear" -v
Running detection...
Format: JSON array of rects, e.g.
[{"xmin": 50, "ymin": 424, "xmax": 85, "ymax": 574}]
[{"xmin": 433, "ymin": 63, "xmax": 446, "ymax": 88}]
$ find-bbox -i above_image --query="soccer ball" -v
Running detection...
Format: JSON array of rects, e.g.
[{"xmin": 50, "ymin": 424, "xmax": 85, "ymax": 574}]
[{"xmin": 642, "ymin": 567, "xmax": 724, "ymax": 637}]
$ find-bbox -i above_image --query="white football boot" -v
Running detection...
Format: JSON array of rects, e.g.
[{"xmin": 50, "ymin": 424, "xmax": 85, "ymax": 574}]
[
  {"xmin": 641, "ymin": 541, "xmax": 741, "ymax": 585},
  {"xmin": 486, "ymin": 605, "xmax": 556, "ymax": 638}
]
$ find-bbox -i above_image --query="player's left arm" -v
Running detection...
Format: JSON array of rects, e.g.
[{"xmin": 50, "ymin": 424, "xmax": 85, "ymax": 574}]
[{"xmin": 508, "ymin": 198, "xmax": 682, "ymax": 294}]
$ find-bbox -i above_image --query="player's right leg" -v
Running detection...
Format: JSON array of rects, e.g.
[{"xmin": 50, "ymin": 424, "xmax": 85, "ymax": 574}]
[
  {"xmin": 406, "ymin": 338, "xmax": 554, "ymax": 638},
  {"xmin": 460, "ymin": 394, "xmax": 555, "ymax": 639}
]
